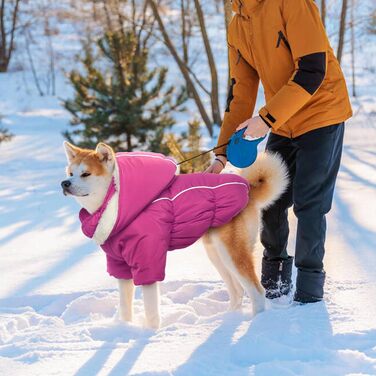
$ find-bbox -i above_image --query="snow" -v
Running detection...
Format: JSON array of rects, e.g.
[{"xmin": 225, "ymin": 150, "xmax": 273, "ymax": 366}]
[
  {"xmin": 1, "ymin": 3, "xmax": 376, "ymax": 375},
  {"xmin": 1, "ymin": 71, "xmax": 376, "ymax": 376}
]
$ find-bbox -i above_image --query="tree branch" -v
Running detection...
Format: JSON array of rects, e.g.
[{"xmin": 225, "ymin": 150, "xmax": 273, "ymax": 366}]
[
  {"xmin": 147, "ymin": 0, "xmax": 213, "ymax": 135},
  {"xmin": 194, "ymin": 0, "xmax": 221, "ymax": 125}
]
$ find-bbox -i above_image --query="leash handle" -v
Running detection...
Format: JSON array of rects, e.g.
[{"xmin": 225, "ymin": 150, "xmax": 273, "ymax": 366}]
[{"xmin": 177, "ymin": 142, "xmax": 229, "ymax": 166}]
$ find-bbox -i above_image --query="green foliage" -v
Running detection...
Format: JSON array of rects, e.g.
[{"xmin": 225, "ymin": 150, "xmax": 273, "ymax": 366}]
[
  {"xmin": 165, "ymin": 119, "xmax": 210, "ymax": 173},
  {"xmin": 63, "ymin": 30, "xmax": 187, "ymax": 152}
]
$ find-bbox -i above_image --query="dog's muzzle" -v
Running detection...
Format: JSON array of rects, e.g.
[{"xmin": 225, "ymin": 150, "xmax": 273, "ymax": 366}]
[
  {"xmin": 61, "ymin": 180, "xmax": 89, "ymax": 197},
  {"xmin": 61, "ymin": 180, "xmax": 72, "ymax": 196}
]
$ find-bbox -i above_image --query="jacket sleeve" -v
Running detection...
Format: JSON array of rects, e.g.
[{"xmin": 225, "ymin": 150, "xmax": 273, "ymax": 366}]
[
  {"xmin": 124, "ymin": 233, "xmax": 169, "ymax": 286},
  {"xmin": 258, "ymin": 0, "xmax": 328, "ymax": 130},
  {"xmin": 215, "ymin": 45, "xmax": 259, "ymax": 156},
  {"xmin": 106, "ymin": 254, "xmax": 132, "ymax": 280}
]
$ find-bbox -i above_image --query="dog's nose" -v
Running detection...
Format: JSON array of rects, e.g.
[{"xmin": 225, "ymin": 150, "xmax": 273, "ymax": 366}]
[{"xmin": 61, "ymin": 180, "xmax": 71, "ymax": 189}]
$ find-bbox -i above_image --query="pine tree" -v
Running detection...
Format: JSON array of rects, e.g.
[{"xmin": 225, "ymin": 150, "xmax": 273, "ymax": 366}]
[
  {"xmin": 63, "ymin": 30, "xmax": 186, "ymax": 152},
  {"xmin": 165, "ymin": 119, "xmax": 210, "ymax": 173}
]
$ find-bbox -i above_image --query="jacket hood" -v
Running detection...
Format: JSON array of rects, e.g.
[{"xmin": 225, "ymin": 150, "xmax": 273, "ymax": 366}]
[{"xmin": 79, "ymin": 152, "xmax": 177, "ymax": 244}]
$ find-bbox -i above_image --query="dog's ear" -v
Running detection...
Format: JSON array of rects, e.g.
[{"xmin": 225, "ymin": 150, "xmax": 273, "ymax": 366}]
[
  {"xmin": 63, "ymin": 141, "xmax": 80, "ymax": 163},
  {"xmin": 95, "ymin": 143, "xmax": 115, "ymax": 163}
]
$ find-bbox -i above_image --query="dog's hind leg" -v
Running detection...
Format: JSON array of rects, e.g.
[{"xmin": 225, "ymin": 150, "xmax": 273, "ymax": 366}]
[
  {"xmin": 203, "ymin": 233, "xmax": 244, "ymax": 310},
  {"xmin": 118, "ymin": 279, "xmax": 135, "ymax": 322},
  {"xmin": 230, "ymin": 261, "xmax": 265, "ymax": 315},
  {"xmin": 212, "ymin": 218, "xmax": 265, "ymax": 315}
]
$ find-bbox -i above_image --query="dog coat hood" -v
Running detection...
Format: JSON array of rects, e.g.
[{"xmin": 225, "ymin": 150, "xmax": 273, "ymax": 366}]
[{"xmin": 79, "ymin": 152, "xmax": 250, "ymax": 285}]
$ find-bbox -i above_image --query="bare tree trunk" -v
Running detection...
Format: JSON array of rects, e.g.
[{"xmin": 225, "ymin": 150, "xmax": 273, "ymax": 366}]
[
  {"xmin": 180, "ymin": 0, "xmax": 189, "ymax": 64},
  {"xmin": 128, "ymin": 0, "xmax": 136, "ymax": 35},
  {"xmin": 223, "ymin": 0, "xmax": 232, "ymax": 30},
  {"xmin": 103, "ymin": 0, "xmax": 115, "ymax": 32},
  {"xmin": 337, "ymin": 0, "xmax": 348, "ymax": 64},
  {"xmin": 194, "ymin": 0, "xmax": 221, "ymax": 126},
  {"xmin": 147, "ymin": 0, "xmax": 213, "ymax": 135},
  {"xmin": 127, "ymin": 132, "xmax": 133, "ymax": 151},
  {"xmin": 25, "ymin": 29, "xmax": 44, "ymax": 96},
  {"xmin": 0, "ymin": 0, "xmax": 21, "ymax": 72},
  {"xmin": 223, "ymin": 0, "xmax": 232, "ymax": 92},
  {"xmin": 0, "ymin": 0, "xmax": 6, "ymax": 71},
  {"xmin": 321, "ymin": 0, "xmax": 326, "ymax": 28},
  {"xmin": 350, "ymin": 0, "xmax": 356, "ymax": 96},
  {"xmin": 92, "ymin": 1, "xmax": 98, "ymax": 22},
  {"xmin": 46, "ymin": 28, "xmax": 56, "ymax": 96}
]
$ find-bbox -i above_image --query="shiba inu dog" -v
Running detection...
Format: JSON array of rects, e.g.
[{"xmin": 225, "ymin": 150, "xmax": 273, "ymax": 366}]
[{"xmin": 62, "ymin": 142, "xmax": 288, "ymax": 329}]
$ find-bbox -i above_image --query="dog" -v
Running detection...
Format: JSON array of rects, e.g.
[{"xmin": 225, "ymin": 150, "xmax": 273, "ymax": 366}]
[{"xmin": 62, "ymin": 142, "xmax": 288, "ymax": 329}]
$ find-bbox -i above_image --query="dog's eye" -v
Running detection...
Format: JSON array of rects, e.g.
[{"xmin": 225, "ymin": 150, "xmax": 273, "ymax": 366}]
[
  {"xmin": 69, "ymin": 172, "xmax": 73, "ymax": 177},
  {"xmin": 81, "ymin": 172, "xmax": 91, "ymax": 178}
]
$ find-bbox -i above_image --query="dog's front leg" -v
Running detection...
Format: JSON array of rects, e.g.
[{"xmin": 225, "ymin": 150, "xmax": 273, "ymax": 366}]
[
  {"xmin": 118, "ymin": 279, "xmax": 135, "ymax": 322},
  {"xmin": 142, "ymin": 283, "xmax": 160, "ymax": 329}
]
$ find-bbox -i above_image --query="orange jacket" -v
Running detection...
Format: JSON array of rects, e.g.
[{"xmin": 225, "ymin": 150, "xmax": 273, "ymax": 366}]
[{"xmin": 216, "ymin": 0, "xmax": 352, "ymax": 155}]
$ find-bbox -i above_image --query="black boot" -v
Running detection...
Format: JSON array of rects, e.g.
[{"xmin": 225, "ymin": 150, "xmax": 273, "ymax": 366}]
[
  {"xmin": 294, "ymin": 269, "xmax": 326, "ymax": 303},
  {"xmin": 261, "ymin": 256, "xmax": 293, "ymax": 299}
]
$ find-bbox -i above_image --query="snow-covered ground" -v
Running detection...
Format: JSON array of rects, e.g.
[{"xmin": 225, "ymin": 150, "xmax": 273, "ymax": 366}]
[
  {"xmin": 1, "ymin": 2, "xmax": 376, "ymax": 373},
  {"xmin": 1, "ymin": 71, "xmax": 376, "ymax": 375}
]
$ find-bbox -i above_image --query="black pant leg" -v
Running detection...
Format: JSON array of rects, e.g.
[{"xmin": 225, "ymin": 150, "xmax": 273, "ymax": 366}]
[
  {"xmin": 261, "ymin": 133, "xmax": 297, "ymax": 260},
  {"xmin": 293, "ymin": 123, "xmax": 344, "ymax": 301}
]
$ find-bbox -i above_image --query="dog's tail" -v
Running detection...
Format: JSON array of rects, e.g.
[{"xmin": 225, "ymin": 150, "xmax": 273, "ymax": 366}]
[{"xmin": 241, "ymin": 152, "xmax": 289, "ymax": 210}]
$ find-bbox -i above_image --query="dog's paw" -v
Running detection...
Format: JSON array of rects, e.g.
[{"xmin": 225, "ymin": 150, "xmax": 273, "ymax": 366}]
[
  {"xmin": 228, "ymin": 301, "xmax": 243, "ymax": 312},
  {"xmin": 117, "ymin": 310, "xmax": 133, "ymax": 323},
  {"xmin": 252, "ymin": 298, "xmax": 266, "ymax": 315},
  {"xmin": 119, "ymin": 314, "xmax": 133, "ymax": 322},
  {"xmin": 143, "ymin": 316, "xmax": 161, "ymax": 330},
  {"xmin": 115, "ymin": 314, "xmax": 133, "ymax": 325}
]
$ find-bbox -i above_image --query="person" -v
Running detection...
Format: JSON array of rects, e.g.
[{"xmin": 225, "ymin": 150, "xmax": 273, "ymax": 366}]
[{"xmin": 206, "ymin": 0, "xmax": 352, "ymax": 303}]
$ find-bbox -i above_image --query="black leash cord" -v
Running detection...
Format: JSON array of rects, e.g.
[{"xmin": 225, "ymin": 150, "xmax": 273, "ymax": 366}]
[{"xmin": 177, "ymin": 142, "xmax": 229, "ymax": 166}]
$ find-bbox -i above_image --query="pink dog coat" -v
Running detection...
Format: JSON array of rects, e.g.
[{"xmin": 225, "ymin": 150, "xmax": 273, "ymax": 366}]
[{"xmin": 79, "ymin": 152, "xmax": 250, "ymax": 285}]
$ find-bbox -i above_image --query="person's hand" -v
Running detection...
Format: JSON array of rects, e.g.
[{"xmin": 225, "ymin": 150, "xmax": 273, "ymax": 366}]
[
  {"xmin": 236, "ymin": 116, "xmax": 270, "ymax": 139},
  {"xmin": 205, "ymin": 155, "xmax": 227, "ymax": 174}
]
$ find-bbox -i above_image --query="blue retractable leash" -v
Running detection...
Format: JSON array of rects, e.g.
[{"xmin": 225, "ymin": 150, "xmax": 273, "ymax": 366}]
[
  {"xmin": 227, "ymin": 128, "xmax": 266, "ymax": 168},
  {"xmin": 177, "ymin": 127, "xmax": 266, "ymax": 169}
]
